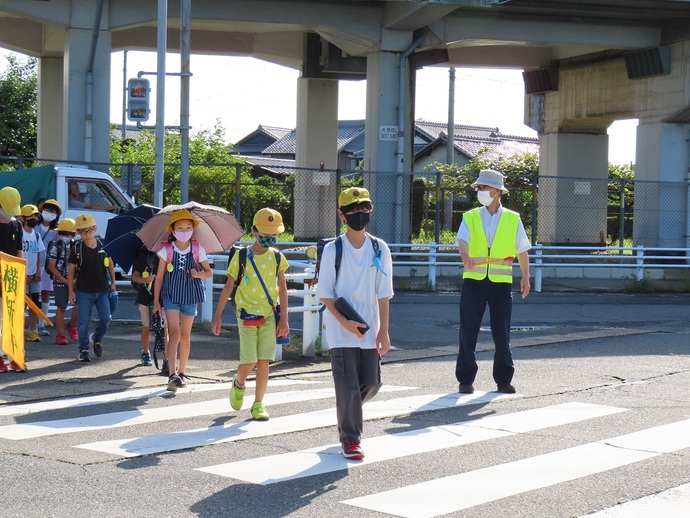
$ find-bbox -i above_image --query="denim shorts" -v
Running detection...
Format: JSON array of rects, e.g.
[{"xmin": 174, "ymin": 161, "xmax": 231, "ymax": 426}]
[{"xmin": 162, "ymin": 299, "xmax": 198, "ymax": 317}]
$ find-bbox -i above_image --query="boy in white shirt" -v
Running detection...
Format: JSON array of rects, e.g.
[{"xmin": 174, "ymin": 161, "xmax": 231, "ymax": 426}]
[
  {"xmin": 316, "ymin": 187, "xmax": 394, "ymax": 460},
  {"xmin": 21, "ymin": 204, "xmax": 46, "ymax": 343}
]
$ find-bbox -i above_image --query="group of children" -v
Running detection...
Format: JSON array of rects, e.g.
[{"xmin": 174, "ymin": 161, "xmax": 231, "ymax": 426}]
[{"xmin": 1, "ymin": 185, "xmax": 394, "ymax": 461}]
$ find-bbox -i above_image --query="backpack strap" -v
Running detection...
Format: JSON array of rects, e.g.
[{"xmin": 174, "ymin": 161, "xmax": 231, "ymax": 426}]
[
  {"xmin": 160, "ymin": 242, "xmax": 173, "ymax": 264},
  {"xmin": 334, "ymin": 236, "xmax": 343, "ymax": 280},
  {"xmin": 191, "ymin": 240, "xmax": 200, "ymax": 266}
]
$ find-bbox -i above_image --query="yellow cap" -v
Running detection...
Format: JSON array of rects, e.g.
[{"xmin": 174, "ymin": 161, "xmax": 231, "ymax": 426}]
[
  {"xmin": 165, "ymin": 209, "xmax": 200, "ymax": 233},
  {"xmin": 38, "ymin": 198, "xmax": 63, "ymax": 215},
  {"xmin": 74, "ymin": 213, "xmax": 97, "ymax": 230},
  {"xmin": 56, "ymin": 218, "xmax": 76, "ymax": 233},
  {"xmin": 21, "ymin": 204, "xmax": 40, "ymax": 217},
  {"xmin": 0, "ymin": 186, "xmax": 21, "ymax": 216},
  {"xmin": 338, "ymin": 187, "xmax": 371, "ymax": 208},
  {"xmin": 253, "ymin": 208, "xmax": 284, "ymax": 234}
]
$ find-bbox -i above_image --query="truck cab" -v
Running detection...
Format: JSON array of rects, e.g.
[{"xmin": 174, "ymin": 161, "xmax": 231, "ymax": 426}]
[{"xmin": 54, "ymin": 165, "xmax": 136, "ymax": 237}]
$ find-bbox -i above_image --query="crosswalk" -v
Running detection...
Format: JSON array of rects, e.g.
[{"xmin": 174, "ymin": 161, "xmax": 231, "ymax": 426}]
[{"xmin": 1, "ymin": 379, "xmax": 689, "ymax": 517}]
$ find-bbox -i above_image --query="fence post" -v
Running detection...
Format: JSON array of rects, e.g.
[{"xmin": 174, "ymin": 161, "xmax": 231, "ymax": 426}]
[
  {"xmin": 534, "ymin": 244, "xmax": 543, "ymax": 293},
  {"xmin": 531, "ymin": 173, "xmax": 538, "ymax": 245},
  {"xmin": 335, "ymin": 168, "xmax": 342, "ymax": 236},
  {"xmin": 618, "ymin": 179, "xmax": 626, "ymax": 252},
  {"xmin": 200, "ymin": 261, "xmax": 214, "ymax": 329},
  {"xmin": 636, "ymin": 246, "xmax": 644, "ymax": 280},
  {"xmin": 429, "ymin": 243, "xmax": 437, "ymax": 289},
  {"xmin": 301, "ymin": 273, "xmax": 319, "ymax": 357},
  {"xmin": 234, "ymin": 163, "xmax": 242, "ymax": 220},
  {"xmin": 435, "ymin": 171, "xmax": 441, "ymax": 244}
]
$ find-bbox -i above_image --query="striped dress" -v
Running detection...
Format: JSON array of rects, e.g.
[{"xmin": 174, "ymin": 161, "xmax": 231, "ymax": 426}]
[{"xmin": 161, "ymin": 246, "xmax": 206, "ymax": 305}]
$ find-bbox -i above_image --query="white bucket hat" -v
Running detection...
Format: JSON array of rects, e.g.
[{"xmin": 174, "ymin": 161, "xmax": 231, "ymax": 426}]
[{"xmin": 471, "ymin": 169, "xmax": 509, "ymax": 193}]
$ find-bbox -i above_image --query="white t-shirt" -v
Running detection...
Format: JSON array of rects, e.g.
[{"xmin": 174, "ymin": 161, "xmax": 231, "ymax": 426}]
[
  {"xmin": 316, "ymin": 233, "xmax": 394, "ymax": 349},
  {"xmin": 22, "ymin": 228, "xmax": 46, "ymax": 276}
]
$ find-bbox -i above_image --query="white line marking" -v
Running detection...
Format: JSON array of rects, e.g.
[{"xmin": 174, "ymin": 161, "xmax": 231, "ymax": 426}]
[
  {"xmin": 0, "ymin": 384, "xmax": 370, "ymax": 440},
  {"xmin": 342, "ymin": 419, "xmax": 690, "ymax": 518},
  {"xmin": 581, "ymin": 482, "xmax": 690, "ymax": 517},
  {"xmin": 76, "ymin": 391, "xmax": 515, "ymax": 457},
  {"xmin": 0, "ymin": 379, "xmax": 321, "ymax": 417},
  {"xmin": 197, "ymin": 402, "xmax": 627, "ymax": 484}
]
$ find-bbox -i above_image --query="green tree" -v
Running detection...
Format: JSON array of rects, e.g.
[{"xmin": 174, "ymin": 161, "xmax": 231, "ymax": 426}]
[{"xmin": 0, "ymin": 54, "xmax": 38, "ymax": 159}]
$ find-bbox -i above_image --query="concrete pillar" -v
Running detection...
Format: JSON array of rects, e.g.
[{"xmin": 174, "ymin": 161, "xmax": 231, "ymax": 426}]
[
  {"xmin": 633, "ymin": 122, "xmax": 690, "ymax": 247},
  {"xmin": 363, "ymin": 31, "xmax": 413, "ymax": 243},
  {"xmin": 37, "ymin": 57, "xmax": 64, "ymax": 161},
  {"xmin": 537, "ymin": 132, "xmax": 609, "ymax": 244},
  {"xmin": 63, "ymin": 27, "xmax": 112, "ymax": 163},
  {"xmin": 293, "ymin": 77, "xmax": 339, "ymax": 241}
]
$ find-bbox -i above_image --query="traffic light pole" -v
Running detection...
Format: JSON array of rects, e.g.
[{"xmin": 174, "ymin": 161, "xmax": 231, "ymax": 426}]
[{"xmin": 154, "ymin": 0, "xmax": 167, "ymax": 209}]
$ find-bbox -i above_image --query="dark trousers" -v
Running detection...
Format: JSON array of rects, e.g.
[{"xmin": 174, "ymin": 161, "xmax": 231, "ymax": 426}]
[
  {"xmin": 330, "ymin": 347, "xmax": 381, "ymax": 443},
  {"xmin": 455, "ymin": 278, "xmax": 515, "ymax": 386}
]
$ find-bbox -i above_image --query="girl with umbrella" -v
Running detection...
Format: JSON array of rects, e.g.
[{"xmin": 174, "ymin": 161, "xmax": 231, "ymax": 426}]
[{"xmin": 152, "ymin": 209, "xmax": 213, "ymax": 392}]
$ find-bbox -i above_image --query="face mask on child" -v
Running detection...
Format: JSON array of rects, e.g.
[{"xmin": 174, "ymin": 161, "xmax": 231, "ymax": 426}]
[
  {"xmin": 42, "ymin": 211, "xmax": 57, "ymax": 222},
  {"xmin": 344, "ymin": 211, "xmax": 370, "ymax": 231},
  {"xmin": 257, "ymin": 235, "xmax": 277, "ymax": 248},
  {"xmin": 26, "ymin": 219, "xmax": 39, "ymax": 228},
  {"xmin": 173, "ymin": 230, "xmax": 194, "ymax": 242}
]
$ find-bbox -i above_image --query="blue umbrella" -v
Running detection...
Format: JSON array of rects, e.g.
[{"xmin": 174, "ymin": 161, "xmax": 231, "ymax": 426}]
[{"xmin": 103, "ymin": 204, "xmax": 160, "ymax": 272}]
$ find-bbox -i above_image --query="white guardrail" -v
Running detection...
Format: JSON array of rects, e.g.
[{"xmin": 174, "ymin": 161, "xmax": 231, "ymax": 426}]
[{"xmin": 113, "ymin": 242, "xmax": 690, "ymax": 359}]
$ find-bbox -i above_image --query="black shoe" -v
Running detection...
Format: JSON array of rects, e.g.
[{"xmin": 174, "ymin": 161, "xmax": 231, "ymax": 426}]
[
  {"xmin": 77, "ymin": 350, "xmax": 90, "ymax": 362},
  {"xmin": 497, "ymin": 383, "xmax": 516, "ymax": 394},
  {"xmin": 167, "ymin": 374, "xmax": 182, "ymax": 392},
  {"xmin": 178, "ymin": 373, "xmax": 188, "ymax": 388},
  {"xmin": 458, "ymin": 383, "xmax": 474, "ymax": 394},
  {"xmin": 160, "ymin": 359, "xmax": 170, "ymax": 376},
  {"xmin": 90, "ymin": 334, "xmax": 102, "ymax": 358}
]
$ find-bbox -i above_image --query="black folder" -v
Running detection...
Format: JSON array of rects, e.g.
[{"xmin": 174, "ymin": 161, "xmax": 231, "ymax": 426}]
[{"xmin": 335, "ymin": 297, "xmax": 370, "ymax": 335}]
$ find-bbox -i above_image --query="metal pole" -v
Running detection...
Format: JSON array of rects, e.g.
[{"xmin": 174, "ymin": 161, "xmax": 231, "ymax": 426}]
[
  {"xmin": 447, "ymin": 67, "xmax": 455, "ymax": 165},
  {"xmin": 180, "ymin": 0, "xmax": 191, "ymax": 203},
  {"xmin": 121, "ymin": 50, "xmax": 127, "ymax": 141},
  {"xmin": 154, "ymin": 0, "xmax": 168, "ymax": 208}
]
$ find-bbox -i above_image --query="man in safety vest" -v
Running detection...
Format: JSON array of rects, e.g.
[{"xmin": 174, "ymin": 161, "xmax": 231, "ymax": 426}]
[{"xmin": 455, "ymin": 169, "xmax": 531, "ymax": 395}]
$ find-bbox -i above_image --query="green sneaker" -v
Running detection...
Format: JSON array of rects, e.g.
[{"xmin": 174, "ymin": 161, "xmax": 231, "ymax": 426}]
[
  {"xmin": 251, "ymin": 401, "xmax": 269, "ymax": 421},
  {"xmin": 229, "ymin": 375, "xmax": 245, "ymax": 410}
]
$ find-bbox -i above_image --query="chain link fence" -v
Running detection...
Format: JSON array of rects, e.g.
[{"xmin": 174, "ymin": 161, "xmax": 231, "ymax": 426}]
[{"xmin": 2, "ymin": 155, "xmax": 686, "ymax": 247}]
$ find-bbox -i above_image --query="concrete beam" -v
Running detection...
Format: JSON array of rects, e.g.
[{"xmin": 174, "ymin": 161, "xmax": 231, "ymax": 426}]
[
  {"xmin": 0, "ymin": 0, "xmax": 69, "ymax": 27},
  {"xmin": 383, "ymin": 2, "xmax": 458, "ymax": 31}
]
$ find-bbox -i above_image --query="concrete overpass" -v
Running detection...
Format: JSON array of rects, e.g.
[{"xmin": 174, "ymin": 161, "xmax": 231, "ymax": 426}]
[{"xmin": 1, "ymin": 0, "xmax": 690, "ymax": 245}]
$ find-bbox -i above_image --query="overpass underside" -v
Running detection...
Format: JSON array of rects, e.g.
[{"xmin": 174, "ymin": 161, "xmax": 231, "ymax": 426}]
[{"xmin": 1, "ymin": 0, "xmax": 690, "ymax": 246}]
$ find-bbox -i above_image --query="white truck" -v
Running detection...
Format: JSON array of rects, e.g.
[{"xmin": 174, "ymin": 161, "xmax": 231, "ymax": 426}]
[{"xmin": 0, "ymin": 163, "xmax": 136, "ymax": 236}]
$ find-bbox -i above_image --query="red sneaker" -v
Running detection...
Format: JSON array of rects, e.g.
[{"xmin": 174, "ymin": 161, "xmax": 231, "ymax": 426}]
[
  {"xmin": 67, "ymin": 324, "xmax": 79, "ymax": 341},
  {"xmin": 9, "ymin": 360, "xmax": 27, "ymax": 372},
  {"xmin": 0, "ymin": 358, "xmax": 8, "ymax": 373},
  {"xmin": 55, "ymin": 333, "xmax": 68, "ymax": 345},
  {"xmin": 341, "ymin": 441, "xmax": 364, "ymax": 460}
]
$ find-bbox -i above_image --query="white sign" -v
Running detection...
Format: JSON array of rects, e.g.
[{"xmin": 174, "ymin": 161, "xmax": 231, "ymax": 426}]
[{"xmin": 379, "ymin": 125, "xmax": 399, "ymax": 141}]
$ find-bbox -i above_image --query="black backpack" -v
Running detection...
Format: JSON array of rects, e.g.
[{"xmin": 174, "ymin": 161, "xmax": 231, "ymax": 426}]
[
  {"xmin": 228, "ymin": 245, "xmax": 281, "ymax": 307},
  {"xmin": 131, "ymin": 247, "xmax": 157, "ymax": 290},
  {"xmin": 45, "ymin": 239, "xmax": 73, "ymax": 279}
]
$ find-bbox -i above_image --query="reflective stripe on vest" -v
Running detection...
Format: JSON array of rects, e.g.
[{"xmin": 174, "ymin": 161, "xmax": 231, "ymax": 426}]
[{"xmin": 463, "ymin": 207, "xmax": 519, "ymax": 283}]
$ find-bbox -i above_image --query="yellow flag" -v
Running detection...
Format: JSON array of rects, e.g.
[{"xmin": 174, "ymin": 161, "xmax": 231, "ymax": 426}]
[{"xmin": 1, "ymin": 252, "xmax": 26, "ymax": 370}]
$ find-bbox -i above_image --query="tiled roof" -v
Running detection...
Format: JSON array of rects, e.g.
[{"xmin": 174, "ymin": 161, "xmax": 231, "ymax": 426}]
[
  {"xmin": 262, "ymin": 120, "xmax": 365, "ymax": 155},
  {"xmin": 415, "ymin": 120, "xmax": 500, "ymax": 141},
  {"xmin": 238, "ymin": 156, "xmax": 299, "ymax": 176}
]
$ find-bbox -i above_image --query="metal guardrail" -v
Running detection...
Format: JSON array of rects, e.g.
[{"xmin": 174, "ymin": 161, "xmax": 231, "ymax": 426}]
[{"xmin": 183, "ymin": 241, "xmax": 690, "ymax": 357}]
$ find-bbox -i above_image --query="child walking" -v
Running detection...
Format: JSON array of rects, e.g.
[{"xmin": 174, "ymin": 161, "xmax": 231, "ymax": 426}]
[
  {"xmin": 46, "ymin": 218, "xmax": 79, "ymax": 345},
  {"xmin": 153, "ymin": 210, "xmax": 213, "ymax": 392},
  {"xmin": 212, "ymin": 208, "xmax": 289, "ymax": 421},
  {"xmin": 67, "ymin": 214, "xmax": 117, "ymax": 362},
  {"xmin": 131, "ymin": 245, "xmax": 161, "ymax": 367},
  {"xmin": 21, "ymin": 204, "xmax": 46, "ymax": 343},
  {"xmin": 36, "ymin": 199, "xmax": 62, "ymax": 338},
  {"xmin": 316, "ymin": 187, "xmax": 393, "ymax": 460}
]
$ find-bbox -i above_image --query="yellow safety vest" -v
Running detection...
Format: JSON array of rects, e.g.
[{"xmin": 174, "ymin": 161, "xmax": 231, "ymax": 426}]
[{"xmin": 462, "ymin": 207, "xmax": 519, "ymax": 283}]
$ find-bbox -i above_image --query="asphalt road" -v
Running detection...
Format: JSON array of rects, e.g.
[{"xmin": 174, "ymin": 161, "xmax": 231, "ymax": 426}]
[{"xmin": 1, "ymin": 291, "xmax": 689, "ymax": 518}]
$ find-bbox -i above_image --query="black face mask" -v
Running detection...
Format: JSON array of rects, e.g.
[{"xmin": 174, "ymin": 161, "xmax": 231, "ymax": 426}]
[
  {"xmin": 344, "ymin": 212, "xmax": 370, "ymax": 231},
  {"xmin": 26, "ymin": 219, "xmax": 39, "ymax": 228}
]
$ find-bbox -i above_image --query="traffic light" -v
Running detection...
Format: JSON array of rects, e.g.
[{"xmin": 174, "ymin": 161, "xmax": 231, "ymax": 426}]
[{"xmin": 127, "ymin": 78, "xmax": 150, "ymax": 122}]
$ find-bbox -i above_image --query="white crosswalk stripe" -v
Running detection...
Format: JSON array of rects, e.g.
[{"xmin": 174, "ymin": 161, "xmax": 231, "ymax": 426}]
[
  {"xmin": 341, "ymin": 419, "xmax": 690, "ymax": 517},
  {"xmin": 196, "ymin": 402, "xmax": 627, "ymax": 484},
  {"xmin": 74, "ymin": 389, "xmax": 513, "ymax": 457}
]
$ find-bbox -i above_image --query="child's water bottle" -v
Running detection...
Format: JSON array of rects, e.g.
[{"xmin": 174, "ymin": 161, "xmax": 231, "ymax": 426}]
[{"xmin": 276, "ymin": 334, "xmax": 290, "ymax": 345}]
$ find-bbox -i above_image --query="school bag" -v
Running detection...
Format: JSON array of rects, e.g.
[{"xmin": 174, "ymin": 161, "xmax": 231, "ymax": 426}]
[
  {"xmin": 308, "ymin": 234, "xmax": 380, "ymax": 287},
  {"xmin": 227, "ymin": 245, "xmax": 281, "ymax": 308},
  {"xmin": 45, "ymin": 238, "xmax": 74, "ymax": 279},
  {"xmin": 131, "ymin": 247, "xmax": 157, "ymax": 290},
  {"xmin": 159, "ymin": 240, "xmax": 201, "ymax": 271}
]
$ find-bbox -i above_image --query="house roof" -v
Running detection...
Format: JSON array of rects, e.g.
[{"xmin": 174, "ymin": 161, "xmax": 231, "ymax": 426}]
[
  {"xmin": 262, "ymin": 120, "xmax": 365, "ymax": 155},
  {"xmin": 238, "ymin": 155, "xmax": 298, "ymax": 176},
  {"xmin": 233, "ymin": 125, "xmax": 292, "ymax": 155}
]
